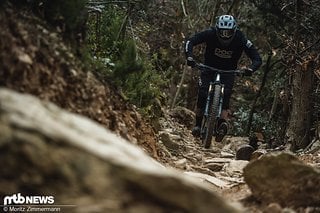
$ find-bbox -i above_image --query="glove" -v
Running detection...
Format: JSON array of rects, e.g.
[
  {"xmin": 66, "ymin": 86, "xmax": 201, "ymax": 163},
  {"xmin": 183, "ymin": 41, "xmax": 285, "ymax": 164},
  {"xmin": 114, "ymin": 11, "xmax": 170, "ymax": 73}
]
[
  {"xmin": 187, "ymin": 57, "xmax": 196, "ymax": 68},
  {"xmin": 243, "ymin": 68, "xmax": 253, "ymax": 76}
]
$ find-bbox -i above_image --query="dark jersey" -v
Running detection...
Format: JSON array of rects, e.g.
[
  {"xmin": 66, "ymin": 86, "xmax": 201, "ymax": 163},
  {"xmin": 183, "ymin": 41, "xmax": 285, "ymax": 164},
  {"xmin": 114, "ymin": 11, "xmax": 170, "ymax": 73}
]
[{"xmin": 185, "ymin": 27, "xmax": 262, "ymax": 71}]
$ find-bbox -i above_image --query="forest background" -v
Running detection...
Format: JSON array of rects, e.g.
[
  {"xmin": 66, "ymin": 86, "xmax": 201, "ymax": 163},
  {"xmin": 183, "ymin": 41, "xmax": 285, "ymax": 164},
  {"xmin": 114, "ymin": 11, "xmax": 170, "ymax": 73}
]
[{"xmin": 12, "ymin": 0, "xmax": 320, "ymax": 151}]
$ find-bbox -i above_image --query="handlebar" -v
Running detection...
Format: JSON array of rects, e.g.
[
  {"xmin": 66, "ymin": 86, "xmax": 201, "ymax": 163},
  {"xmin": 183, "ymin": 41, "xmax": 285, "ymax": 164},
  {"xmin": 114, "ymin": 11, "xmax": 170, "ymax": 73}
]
[{"xmin": 195, "ymin": 63, "xmax": 244, "ymax": 75}]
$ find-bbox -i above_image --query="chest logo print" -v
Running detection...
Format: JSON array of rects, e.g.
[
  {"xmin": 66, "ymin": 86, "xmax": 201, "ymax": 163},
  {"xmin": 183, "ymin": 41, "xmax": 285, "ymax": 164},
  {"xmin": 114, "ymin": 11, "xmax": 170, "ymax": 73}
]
[{"xmin": 214, "ymin": 48, "xmax": 233, "ymax": 59}]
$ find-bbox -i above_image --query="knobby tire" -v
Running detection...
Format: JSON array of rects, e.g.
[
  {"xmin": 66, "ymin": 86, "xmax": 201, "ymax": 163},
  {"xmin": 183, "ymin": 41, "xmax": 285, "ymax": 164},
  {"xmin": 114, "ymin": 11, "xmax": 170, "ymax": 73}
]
[{"xmin": 203, "ymin": 85, "xmax": 221, "ymax": 148}]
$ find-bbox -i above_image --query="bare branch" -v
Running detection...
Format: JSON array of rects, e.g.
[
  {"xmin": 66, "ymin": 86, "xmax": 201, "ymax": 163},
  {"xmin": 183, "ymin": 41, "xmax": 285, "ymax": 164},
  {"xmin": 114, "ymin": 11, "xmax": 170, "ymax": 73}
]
[
  {"xmin": 181, "ymin": 0, "xmax": 188, "ymax": 17},
  {"xmin": 299, "ymin": 38, "xmax": 320, "ymax": 54}
]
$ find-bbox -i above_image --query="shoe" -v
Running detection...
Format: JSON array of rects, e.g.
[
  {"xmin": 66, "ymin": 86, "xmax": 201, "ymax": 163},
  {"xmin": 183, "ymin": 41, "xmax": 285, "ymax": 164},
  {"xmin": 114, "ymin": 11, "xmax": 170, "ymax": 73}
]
[
  {"xmin": 215, "ymin": 122, "xmax": 228, "ymax": 142},
  {"xmin": 192, "ymin": 126, "xmax": 201, "ymax": 137}
]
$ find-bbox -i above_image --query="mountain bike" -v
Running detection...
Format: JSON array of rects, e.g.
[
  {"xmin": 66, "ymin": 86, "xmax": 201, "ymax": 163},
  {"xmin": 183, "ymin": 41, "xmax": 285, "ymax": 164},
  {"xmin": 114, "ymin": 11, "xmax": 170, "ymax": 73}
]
[{"xmin": 195, "ymin": 63, "xmax": 244, "ymax": 148}]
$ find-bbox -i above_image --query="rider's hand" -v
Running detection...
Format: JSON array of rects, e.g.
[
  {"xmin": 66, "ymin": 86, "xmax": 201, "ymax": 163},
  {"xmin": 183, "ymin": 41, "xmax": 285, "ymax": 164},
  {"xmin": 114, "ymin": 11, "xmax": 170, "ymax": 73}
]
[
  {"xmin": 243, "ymin": 68, "xmax": 253, "ymax": 76},
  {"xmin": 187, "ymin": 57, "xmax": 196, "ymax": 68}
]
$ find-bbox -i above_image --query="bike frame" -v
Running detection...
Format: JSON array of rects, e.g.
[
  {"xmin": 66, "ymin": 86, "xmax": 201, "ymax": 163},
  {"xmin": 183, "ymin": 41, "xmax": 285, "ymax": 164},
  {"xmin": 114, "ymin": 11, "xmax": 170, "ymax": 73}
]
[{"xmin": 195, "ymin": 63, "xmax": 243, "ymax": 148}]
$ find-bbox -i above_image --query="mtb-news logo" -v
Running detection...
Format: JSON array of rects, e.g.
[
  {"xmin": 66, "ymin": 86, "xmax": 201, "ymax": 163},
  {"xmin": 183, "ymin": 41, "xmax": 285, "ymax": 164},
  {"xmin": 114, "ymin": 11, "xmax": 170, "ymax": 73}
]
[{"xmin": 2, "ymin": 193, "xmax": 61, "ymax": 212}]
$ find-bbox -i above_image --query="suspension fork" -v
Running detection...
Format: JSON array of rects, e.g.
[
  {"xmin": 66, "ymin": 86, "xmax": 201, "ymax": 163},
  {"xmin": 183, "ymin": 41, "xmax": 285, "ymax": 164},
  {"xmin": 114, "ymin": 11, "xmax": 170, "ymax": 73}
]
[
  {"xmin": 215, "ymin": 73, "xmax": 224, "ymax": 119},
  {"xmin": 217, "ymin": 84, "xmax": 225, "ymax": 118},
  {"xmin": 204, "ymin": 82, "xmax": 214, "ymax": 117},
  {"xmin": 204, "ymin": 73, "xmax": 224, "ymax": 118}
]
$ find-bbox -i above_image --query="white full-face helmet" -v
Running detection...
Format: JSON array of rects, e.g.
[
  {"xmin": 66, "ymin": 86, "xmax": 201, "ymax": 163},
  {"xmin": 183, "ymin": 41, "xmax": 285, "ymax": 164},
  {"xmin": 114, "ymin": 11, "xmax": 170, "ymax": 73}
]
[{"xmin": 215, "ymin": 15, "xmax": 237, "ymax": 45}]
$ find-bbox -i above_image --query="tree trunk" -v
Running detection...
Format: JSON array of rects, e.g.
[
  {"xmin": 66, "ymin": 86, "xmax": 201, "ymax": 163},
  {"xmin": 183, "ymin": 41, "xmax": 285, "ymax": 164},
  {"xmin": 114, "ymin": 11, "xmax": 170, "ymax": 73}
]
[
  {"xmin": 286, "ymin": 64, "xmax": 314, "ymax": 150},
  {"xmin": 285, "ymin": 0, "xmax": 314, "ymax": 151}
]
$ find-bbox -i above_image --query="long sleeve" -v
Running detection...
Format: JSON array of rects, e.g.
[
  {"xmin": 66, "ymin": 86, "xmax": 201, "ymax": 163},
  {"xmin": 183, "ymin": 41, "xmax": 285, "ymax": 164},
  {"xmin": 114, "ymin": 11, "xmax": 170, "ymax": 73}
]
[
  {"xmin": 244, "ymin": 40, "xmax": 262, "ymax": 72},
  {"xmin": 185, "ymin": 29, "xmax": 212, "ymax": 58}
]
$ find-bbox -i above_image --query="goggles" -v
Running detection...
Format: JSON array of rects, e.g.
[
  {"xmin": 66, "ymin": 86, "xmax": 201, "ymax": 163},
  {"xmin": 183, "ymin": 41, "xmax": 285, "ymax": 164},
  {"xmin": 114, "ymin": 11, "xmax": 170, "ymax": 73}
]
[{"xmin": 218, "ymin": 29, "xmax": 235, "ymax": 39}]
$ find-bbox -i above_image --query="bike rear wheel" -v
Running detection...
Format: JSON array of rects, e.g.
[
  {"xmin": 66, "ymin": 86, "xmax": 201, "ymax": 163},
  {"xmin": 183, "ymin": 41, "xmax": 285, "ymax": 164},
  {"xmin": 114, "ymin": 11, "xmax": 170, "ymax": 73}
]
[{"xmin": 202, "ymin": 84, "xmax": 221, "ymax": 148}]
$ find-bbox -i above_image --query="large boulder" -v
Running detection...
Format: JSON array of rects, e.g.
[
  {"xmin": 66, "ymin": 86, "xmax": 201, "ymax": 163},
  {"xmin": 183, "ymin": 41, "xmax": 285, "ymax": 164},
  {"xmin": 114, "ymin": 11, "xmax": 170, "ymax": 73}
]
[
  {"xmin": 243, "ymin": 152, "xmax": 320, "ymax": 207},
  {"xmin": 0, "ymin": 88, "xmax": 241, "ymax": 213}
]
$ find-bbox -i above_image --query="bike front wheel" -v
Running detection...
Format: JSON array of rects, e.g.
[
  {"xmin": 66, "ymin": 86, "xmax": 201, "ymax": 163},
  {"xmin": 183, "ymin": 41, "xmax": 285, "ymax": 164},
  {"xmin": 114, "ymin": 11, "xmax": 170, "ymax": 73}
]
[{"xmin": 202, "ymin": 84, "xmax": 221, "ymax": 148}]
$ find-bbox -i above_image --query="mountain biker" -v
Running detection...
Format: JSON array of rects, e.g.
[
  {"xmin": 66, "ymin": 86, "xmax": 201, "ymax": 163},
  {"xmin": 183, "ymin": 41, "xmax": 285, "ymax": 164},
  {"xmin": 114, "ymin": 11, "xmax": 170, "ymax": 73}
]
[{"xmin": 185, "ymin": 14, "xmax": 262, "ymax": 142}]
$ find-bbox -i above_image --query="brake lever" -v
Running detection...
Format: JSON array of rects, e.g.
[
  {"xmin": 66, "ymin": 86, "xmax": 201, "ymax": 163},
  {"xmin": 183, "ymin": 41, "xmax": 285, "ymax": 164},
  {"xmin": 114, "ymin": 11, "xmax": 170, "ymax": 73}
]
[{"xmin": 235, "ymin": 69, "xmax": 245, "ymax": 77}]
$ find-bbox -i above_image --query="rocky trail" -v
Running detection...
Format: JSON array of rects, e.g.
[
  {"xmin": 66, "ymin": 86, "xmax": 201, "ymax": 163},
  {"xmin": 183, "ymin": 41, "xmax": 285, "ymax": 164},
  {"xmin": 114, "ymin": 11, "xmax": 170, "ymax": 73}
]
[
  {"xmin": 1, "ymin": 86, "xmax": 319, "ymax": 212},
  {"xmin": 155, "ymin": 107, "xmax": 320, "ymax": 212}
]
